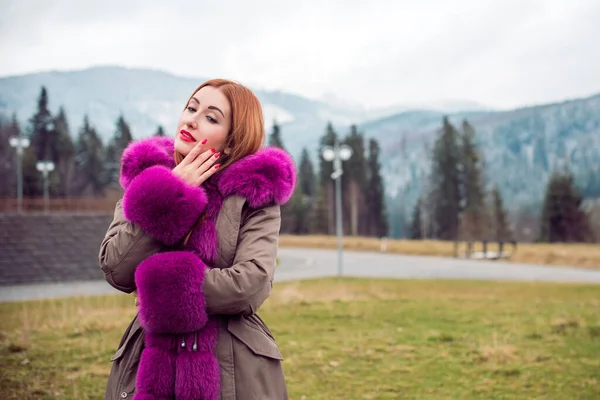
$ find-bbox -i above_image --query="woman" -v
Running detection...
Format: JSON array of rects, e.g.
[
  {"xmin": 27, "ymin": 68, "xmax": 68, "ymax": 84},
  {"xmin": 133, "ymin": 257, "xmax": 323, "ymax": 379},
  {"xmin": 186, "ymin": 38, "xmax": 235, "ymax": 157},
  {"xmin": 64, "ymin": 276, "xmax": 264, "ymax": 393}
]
[{"xmin": 99, "ymin": 79, "xmax": 295, "ymax": 400}]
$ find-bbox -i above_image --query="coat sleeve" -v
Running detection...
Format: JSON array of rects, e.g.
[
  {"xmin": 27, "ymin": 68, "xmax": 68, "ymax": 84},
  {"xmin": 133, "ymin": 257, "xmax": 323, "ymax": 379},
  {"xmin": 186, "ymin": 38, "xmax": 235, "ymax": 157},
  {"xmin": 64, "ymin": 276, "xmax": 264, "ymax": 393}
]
[
  {"xmin": 203, "ymin": 203, "xmax": 281, "ymax": 316},
  {"xmin": 99, "ymin": 199, "xmax": 163, "ymax": 293}
]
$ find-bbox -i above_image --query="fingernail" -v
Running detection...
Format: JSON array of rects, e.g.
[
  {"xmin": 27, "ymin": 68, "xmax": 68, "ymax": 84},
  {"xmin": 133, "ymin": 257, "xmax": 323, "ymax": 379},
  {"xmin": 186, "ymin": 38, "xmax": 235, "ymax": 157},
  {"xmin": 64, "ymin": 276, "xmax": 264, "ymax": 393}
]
[
  {"xmin": 215, "ymin": 164, "xmax": 221, "ymax": 170},
  {"xmin": 211, "ymin": 148, "xmax": 216, "ymax": 153},
  {"xmin": 201, "ymin": 138, "xmax": 207, "ymax": 144},
  {"xmin": 214, "ymin": 152, "xmax": 220, "ymax": 158}
]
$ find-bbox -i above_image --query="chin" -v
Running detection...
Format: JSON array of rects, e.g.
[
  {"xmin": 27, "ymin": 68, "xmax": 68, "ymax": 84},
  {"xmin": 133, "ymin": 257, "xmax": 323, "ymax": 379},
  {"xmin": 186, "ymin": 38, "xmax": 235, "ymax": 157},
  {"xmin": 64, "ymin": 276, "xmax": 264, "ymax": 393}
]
[{"xmin": 174, "ymin": 139, "xmax": 192, "ymax": 156}]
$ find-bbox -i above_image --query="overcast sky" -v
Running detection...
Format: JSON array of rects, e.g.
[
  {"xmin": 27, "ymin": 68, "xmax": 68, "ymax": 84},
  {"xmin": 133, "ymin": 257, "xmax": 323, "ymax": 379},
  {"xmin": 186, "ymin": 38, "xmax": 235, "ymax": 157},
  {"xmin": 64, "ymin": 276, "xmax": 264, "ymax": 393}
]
[{"xmin": 1, "ymin": 0, "xmax": 599, "ymax": 110}]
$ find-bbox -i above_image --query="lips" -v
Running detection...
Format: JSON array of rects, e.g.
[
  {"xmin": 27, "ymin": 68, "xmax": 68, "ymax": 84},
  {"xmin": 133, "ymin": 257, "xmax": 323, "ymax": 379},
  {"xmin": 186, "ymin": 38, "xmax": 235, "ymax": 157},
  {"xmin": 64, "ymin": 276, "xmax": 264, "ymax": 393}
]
[{"xmin": 180, "ymin": 130, "xmax": 196, "ymax": 142}]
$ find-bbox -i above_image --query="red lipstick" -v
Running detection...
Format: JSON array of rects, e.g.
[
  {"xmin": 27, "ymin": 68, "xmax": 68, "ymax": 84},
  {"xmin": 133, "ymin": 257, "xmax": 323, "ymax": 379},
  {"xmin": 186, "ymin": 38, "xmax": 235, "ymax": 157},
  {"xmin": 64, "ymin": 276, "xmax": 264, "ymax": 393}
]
[{"xmin": 180, "ymin": 130, "xmax": 196, "ymax": 142}]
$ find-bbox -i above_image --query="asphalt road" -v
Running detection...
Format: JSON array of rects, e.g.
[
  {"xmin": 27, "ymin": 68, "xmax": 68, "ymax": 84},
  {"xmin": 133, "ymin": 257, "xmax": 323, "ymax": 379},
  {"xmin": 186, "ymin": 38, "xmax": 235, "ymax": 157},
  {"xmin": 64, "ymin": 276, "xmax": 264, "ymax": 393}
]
[
  {"xmin": 1, "ymin": 248, "xmax": 599, "ymax": 302},
  {"xmin": 274, "ymin": 248, "xmax": 600, "ymax": 283}
]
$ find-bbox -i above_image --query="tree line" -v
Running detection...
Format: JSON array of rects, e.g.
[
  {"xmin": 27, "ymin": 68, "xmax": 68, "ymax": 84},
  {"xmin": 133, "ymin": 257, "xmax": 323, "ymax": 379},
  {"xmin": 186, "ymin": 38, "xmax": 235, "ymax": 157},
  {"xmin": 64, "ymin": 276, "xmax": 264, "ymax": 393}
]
[
  {"xmin": 1, "ymin": 86, "xmax": 594, "ymax": 243},
  {"xmin": 0, "ymin": 86, "xmax": 390, "ymax": 237},
  {"xmin": 269, "ymin": 121, "xmax": 388, "ymax": 237},
  {"xmin": 0, "ymin": 86, "xmax": 162, "ymax": 198},
  {"xmin": 411, "ymin": 117, "xmax": 595, "ymax": 243}
]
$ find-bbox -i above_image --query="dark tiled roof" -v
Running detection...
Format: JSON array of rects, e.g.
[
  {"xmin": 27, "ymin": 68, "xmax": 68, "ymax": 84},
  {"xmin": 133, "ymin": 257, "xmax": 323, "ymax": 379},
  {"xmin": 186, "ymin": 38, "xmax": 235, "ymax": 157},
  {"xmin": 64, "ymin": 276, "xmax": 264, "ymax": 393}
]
[{"xmin": 0, "ymin": 213, "xmax": 114, "ymax": 286}]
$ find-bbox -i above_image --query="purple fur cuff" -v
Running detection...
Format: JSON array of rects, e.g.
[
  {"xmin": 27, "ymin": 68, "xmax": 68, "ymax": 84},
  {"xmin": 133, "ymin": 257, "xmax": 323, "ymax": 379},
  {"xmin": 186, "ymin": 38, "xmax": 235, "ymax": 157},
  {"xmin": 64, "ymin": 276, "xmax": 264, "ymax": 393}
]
[
  {"xmin": 135, "ymin": 251, "xmax": 209, "ymax": 334},
  {"xmin": 119, "ymin": 136, "xmax": 175, "ymax": 189},
  {"xmin": 122, "ymin": 165, "xmax": 208, "ymax": 245}
]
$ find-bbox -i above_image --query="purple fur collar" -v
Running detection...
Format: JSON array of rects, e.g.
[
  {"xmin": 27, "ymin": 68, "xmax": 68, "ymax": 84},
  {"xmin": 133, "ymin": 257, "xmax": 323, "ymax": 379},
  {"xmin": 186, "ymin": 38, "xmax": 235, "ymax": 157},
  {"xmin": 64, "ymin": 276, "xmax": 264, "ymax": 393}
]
[{"xmin": 120, "ymin": 136, "xmax": 296, "ymax": 208}]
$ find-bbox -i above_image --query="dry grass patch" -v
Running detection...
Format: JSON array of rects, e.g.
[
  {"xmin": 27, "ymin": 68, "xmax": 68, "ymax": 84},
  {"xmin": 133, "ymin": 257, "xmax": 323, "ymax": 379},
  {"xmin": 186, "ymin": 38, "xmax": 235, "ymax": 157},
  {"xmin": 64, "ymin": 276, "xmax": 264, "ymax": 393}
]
[{"xmin": 279, "ymin": 235, "xmax": 600, "ymax": 268}]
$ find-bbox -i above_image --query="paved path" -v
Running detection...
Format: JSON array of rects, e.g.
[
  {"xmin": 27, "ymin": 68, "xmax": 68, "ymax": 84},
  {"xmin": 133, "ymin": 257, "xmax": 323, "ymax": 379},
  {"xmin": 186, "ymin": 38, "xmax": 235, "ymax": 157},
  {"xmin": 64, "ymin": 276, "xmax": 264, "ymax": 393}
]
[
  {"xmin": 1, "ymin": 248, "xmax": 599, "ymax": 302},
  {"xmin": 274, "ymin": 248, "xmax": 600, "ymax": 283}
]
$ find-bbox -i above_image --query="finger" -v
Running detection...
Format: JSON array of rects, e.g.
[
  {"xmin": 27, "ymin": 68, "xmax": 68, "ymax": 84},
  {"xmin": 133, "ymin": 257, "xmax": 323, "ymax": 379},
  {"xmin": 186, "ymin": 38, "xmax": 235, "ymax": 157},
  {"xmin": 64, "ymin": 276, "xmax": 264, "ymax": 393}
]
[
  {"xmin": 191, "ymin": 148, "xmax": 219, "ymax": 170},
  {"xmin": 195, "ymin": 162, "xmax": 221, "ymax": 186},
  {"xmin": 182, "ymin": 140, "xmax": 207, "ymax": 165},
  {"xmin": 192, "ymin": 151, "xmax": 220, "ymax": 181}
]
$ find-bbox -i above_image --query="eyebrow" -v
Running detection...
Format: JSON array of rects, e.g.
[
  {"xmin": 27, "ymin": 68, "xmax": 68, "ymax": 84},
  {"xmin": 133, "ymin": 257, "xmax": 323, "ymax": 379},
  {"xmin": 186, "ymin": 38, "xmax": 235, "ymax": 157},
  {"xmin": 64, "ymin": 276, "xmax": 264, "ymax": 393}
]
[{"xmin": 191, "ymin": 97, "xmax": 225, "ymax": 118}]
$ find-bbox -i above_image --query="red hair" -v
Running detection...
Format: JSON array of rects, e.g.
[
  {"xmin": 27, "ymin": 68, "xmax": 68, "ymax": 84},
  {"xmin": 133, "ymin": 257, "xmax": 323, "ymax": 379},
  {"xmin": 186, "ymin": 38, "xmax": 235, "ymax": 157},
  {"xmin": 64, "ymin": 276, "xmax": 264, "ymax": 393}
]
[
  {"xmin": 175, "ymin": 79, "xmax": 265, "ymax": 245},
  {"xmin": 174, "ymin": 79, "xmax": 265, "ymax": 169}
]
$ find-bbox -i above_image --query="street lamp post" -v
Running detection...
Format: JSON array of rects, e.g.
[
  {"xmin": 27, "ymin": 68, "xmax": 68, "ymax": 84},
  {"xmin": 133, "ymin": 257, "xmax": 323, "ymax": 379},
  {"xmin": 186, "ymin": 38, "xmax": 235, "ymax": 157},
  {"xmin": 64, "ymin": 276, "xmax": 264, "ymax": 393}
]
[
  {"xmin": 8, "ymin": 136, "xmax": 31, "ymax": 213},
  {"xmin": 36, "ymin": 161, "xmax": 55, "ymax": 214},
  {"xmin": 321, "ymin": 139, "xmax": 353, "ymax": 276}
]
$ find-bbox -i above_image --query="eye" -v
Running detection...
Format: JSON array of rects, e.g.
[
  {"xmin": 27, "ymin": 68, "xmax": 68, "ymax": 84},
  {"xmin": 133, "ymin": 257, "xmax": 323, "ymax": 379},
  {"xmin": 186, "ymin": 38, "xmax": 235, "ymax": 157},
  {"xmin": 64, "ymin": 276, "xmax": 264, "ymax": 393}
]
[
  {"xmin": 206, "ymin": 115, "xmax": 217, "ymax": 123},
  {"xmin": 186, "ymin": 106, "xmax": 197, "ymax": 113}
]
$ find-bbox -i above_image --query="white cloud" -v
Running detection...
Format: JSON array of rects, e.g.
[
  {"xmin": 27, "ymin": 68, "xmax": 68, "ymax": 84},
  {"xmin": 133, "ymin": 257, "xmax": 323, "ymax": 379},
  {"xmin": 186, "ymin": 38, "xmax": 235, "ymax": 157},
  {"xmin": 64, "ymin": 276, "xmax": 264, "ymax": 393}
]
[{"xmin": 1, "ymin": 0, "xmax": 599, "ymax": 109}]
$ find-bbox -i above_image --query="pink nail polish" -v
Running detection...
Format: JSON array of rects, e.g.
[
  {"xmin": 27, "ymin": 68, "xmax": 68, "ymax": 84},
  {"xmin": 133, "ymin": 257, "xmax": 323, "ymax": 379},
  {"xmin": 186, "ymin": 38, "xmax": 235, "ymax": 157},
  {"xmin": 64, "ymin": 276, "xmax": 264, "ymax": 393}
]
[
  {"xmin": 214, "ymin": 152, "xmax": 220, "ymax": 158},
  {"xmin": 215, "ymin": 164, "xmax": 221, "ymax": 170},
  {"xmin": 201, "ymin": 138, "xmax": 207, "ymax": 144}
]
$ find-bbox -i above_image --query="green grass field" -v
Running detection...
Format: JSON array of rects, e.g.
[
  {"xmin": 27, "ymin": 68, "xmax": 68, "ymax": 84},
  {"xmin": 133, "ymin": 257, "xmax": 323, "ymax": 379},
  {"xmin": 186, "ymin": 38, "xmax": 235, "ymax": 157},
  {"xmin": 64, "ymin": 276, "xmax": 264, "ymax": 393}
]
[{"xmin": 1, "ymin": 278, "xmax": 599, "ymax": 399}]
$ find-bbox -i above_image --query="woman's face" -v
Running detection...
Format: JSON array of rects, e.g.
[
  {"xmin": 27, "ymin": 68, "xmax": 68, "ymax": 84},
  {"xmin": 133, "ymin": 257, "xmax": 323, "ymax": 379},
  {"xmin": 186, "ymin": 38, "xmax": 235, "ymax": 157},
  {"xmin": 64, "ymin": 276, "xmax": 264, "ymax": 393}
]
[{"xmin": 174, "ymin": 85, "xmax": 232, "ymax": 157}]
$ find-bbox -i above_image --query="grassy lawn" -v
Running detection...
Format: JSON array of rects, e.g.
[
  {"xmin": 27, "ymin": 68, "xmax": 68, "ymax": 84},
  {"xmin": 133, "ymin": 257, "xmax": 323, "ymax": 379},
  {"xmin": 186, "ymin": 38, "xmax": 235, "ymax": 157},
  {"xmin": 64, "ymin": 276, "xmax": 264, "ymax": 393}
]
[
  {"xmin": 280, "ymin": 234, "xmax": 600, "ymax": 269},
  {"xmin": 1, "ymin": 278, "xmax": 599, "ymax": 399}
]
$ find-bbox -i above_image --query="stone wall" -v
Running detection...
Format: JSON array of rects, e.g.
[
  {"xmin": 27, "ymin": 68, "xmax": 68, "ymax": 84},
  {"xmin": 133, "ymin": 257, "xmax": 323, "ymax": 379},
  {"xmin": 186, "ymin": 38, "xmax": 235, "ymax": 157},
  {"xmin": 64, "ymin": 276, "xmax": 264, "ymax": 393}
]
[{"xmin": 0, "ymin": 213, "xmax": 114, "ymax": 286}]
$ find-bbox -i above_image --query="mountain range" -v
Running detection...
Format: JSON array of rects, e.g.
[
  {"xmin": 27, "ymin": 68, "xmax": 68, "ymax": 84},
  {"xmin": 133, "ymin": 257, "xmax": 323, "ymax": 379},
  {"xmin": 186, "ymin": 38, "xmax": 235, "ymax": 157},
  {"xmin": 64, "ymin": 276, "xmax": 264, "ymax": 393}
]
[{"xmin": 1, "ymin": 66, "xmax": 598, "ymax": 237}]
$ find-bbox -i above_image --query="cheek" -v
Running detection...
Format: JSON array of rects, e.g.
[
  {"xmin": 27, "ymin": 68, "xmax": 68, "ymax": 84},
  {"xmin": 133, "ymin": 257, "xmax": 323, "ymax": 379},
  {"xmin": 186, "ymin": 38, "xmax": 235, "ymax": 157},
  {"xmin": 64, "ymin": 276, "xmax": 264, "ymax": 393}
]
[{"xmin": 207, "ymin": 125, "xmax": 228, "ymax": 148}]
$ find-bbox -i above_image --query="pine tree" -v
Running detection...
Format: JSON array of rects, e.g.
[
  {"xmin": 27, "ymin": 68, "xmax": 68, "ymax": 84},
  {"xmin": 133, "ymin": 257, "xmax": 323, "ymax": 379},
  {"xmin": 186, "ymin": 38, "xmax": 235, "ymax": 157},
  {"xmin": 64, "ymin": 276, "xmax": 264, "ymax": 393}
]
[
  {"xmin": 310, "ymin": 186, "xmax": 331, "ymax": 234},
  {"xmin": 74, "ymin": 115, "xmax": 106, "ymax": 196},
  {"xmin": 289, "ymin": 185, "xmax": 311, "ymax": 234},
  {"xmin": 431, "ymin": 117, "xmax": 461, "ymax": 240},
  {"xmin": 21, "ymin": 145, "xmax": 40, "ymax": 197},
  {"xmin": 0, "ymin": 115, "xmax": 17, "ymax": 196},
  {"xmin": 366, "ymin": 138, "xmax": 388, "ymax": 237},
  {"xmin": 296, "ymin": 148, "xmax": 316, "ymax": 234},
  {"xmin": 53, "ymin": 107, "xmax": 76, "ymax": 197},
  {"xmin": 490, "ymin": 186, "xmax": 511, "ymax": 242},
  {"xmin": 29, "ymin": 86, "xmax": 58, "ymax": 162},
  {"xmin": 410, "ymin": 197, "xmax": 423, "ymax": 239},
  {"xmin": 268, "ymin": 120, "xmax": 284, "ymax": 149},
  {"xmin": 459, "ymin": 119, "xmax": 488, "ymax": 240},
  {"xmin": 155, "ymin": 125, "xmax": 166, "ymax": 137},
  {"xmin": 318, "ymin": 122, "xmax": 337, "ymax": 234},
  {"xmin": 266, "ymin": 125, "xmax": 296, "ymax": 233},
  {"xmin": 342, "ymin": 125, "xmax": 367, "ymax": 236},
  {"xmin": 105, "ymin": 114, "xmax": 134, "ymax": 187},
  {"xmin": 539, "ymin": 170, "xmax": 592, "ymax": 242},
  {"xmin": 298, "ymin": 148, "xmax": 316, "ymax": 198}
]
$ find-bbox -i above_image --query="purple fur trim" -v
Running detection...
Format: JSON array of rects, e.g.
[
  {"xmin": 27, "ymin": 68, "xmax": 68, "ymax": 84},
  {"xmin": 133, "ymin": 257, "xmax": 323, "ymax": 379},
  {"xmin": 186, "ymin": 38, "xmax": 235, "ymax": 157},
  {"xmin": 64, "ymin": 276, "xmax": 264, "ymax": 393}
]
[
  {"xmin": 136, "ymin": 322, "xmax": 220, "ymax": 399},
  {"xmin": 120, "ymin": 136, "xmax": 175, "ymax": 189},
  {"xmin": 122, "ymin": 165, "xmax": 207, "ymax": 245},
  {"xmin": 134, "ymin": 347, "xmax": 176, "ymax": 399},
  {"xmin": 217, "ymin": 147, "xmax": 296, "ymax": 208},
  {"xmin": 118, "ymin": 136, "xmax": 296, "ymax": 208},
  {"xmin": 187, "ymin": 220, "xmax": 218, "ymax": 265},
  {"xmin": 135, "ymin": 251, "xmax": 209, "ymax": 334},
  {"xmin": 176, "ymin": 352, "xmax": 220, "ymax": 400},
  {"xmin": 184, "ymin": 183, "xmax": 223, "ymax": 264}
]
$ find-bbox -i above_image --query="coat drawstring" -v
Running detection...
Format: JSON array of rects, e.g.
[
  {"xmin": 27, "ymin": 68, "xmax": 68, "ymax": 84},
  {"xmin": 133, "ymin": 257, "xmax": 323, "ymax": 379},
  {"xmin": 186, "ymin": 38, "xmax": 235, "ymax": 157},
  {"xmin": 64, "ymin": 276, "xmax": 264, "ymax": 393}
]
[{"xmin": 178, "ymin": 333, "xmax": 198, "ymax": 352}]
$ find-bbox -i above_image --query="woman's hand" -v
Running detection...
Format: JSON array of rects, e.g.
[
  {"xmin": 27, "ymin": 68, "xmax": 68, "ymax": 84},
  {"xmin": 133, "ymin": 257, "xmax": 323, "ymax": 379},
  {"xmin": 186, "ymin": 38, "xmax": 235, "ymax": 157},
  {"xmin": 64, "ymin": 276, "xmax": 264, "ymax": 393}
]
[{"xmin": 172, "ymin": 140, "xmax": 221, "ymax": 186}]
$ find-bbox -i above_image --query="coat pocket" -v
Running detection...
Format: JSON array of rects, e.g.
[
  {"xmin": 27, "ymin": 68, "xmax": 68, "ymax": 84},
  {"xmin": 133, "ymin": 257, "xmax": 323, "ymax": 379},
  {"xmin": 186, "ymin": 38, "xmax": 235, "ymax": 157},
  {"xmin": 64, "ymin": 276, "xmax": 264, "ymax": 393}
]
[
  {"xmin": 227, "ymin": 317, "xmax": 283, "ymax": 360},
  {"xmin": 106, "ymin": 317, "xmax": 144, "ymax": 399},
  {"xmin": 110, "ymin": 316, "xmax": 142, "ymax": 361}
]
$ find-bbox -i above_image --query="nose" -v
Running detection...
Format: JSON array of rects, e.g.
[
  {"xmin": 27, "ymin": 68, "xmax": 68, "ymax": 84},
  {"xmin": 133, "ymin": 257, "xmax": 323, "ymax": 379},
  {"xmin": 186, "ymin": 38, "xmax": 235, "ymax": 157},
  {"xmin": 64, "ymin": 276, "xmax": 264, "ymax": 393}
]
[{"xmin": 182, "ymin": 112, "xmax": 197, "ymax": 130}]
